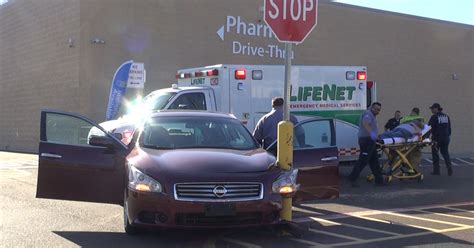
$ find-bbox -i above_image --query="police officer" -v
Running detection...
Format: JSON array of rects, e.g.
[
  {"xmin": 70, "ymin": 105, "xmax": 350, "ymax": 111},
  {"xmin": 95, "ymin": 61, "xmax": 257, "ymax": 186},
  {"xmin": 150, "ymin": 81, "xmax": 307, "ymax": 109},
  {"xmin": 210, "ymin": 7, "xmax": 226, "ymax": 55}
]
[
  {"xmin": 428, "ymin": 103, "xmax": 453, "ymax": 176},
  {"xmin": 384, "ymin": 110, "xmax": 401, "ymax": 131},
  {"xmin": 349, "ymin": 102, "xmax": 385, "ymax": 186},
  {"xmin": 253, "ymin": 97, "xmax": 298, "ymax": 149}
]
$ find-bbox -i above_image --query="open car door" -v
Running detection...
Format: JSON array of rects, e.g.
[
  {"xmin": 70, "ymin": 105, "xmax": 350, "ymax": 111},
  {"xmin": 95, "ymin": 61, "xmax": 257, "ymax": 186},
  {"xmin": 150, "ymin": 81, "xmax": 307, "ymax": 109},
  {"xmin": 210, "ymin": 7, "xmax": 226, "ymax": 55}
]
[
  {"xmin": 268, "ymin": 118, "xmax": 339, "ymax": 202},
  {"xmin": 36, "ymin": 110, "xmax": 128, "ymax": 205}
]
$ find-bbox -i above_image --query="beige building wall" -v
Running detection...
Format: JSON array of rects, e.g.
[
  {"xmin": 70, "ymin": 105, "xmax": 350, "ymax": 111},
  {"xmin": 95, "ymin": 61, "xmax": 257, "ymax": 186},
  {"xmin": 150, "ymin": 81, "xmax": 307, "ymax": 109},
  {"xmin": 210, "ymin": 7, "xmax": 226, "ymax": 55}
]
[
  {"xmin": 0, "ymin": 0, "xmax": 80, "ymax": 152},
  {"xmin": 0, "ymin": 0, "xmax": 472, "ymax": 155}
]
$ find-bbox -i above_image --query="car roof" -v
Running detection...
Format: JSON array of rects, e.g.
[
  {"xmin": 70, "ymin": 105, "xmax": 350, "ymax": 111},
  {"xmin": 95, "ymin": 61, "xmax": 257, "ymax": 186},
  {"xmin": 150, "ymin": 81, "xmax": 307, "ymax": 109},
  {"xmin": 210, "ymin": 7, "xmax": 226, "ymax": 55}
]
[{"xmin": 149, "ymin": 110, "xmax": 236, "ymax": 119}]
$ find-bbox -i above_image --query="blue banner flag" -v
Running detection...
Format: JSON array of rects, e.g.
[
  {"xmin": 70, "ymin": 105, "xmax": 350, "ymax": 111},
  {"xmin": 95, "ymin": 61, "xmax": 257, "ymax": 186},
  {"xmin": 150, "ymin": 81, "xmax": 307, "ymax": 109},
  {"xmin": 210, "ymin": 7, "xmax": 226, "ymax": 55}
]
[{"xmin": 105, "ymin": 60, "xmax": 133, "ymax": 121}]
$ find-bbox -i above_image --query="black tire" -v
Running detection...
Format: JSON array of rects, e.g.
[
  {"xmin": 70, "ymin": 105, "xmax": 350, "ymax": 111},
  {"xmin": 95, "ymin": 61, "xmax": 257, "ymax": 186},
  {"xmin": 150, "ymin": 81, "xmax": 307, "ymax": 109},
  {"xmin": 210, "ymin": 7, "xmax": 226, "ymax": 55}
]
[{"xmin": 124, "ymin": 190, "xmax": 140, "ymax": 235}]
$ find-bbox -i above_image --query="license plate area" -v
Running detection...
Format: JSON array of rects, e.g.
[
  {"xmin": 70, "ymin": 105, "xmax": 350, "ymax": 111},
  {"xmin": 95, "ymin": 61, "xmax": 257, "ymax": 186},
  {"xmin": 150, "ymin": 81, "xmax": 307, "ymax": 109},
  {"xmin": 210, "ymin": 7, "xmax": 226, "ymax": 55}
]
[{"xmin": 205, "ymin": 203, "xmax": 236, "ymax": 217}]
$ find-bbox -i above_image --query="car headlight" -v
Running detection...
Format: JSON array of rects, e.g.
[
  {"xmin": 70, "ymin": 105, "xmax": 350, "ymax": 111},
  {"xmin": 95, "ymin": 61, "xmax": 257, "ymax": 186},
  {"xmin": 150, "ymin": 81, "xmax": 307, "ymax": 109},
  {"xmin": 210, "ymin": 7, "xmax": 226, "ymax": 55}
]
[
  {"xmin": 272, "ymin": 169, "xmax": 299, "ymax": 195},
  {"xmin": 128, "ymin": 163, "xmax": 162, "ymax": 193}
]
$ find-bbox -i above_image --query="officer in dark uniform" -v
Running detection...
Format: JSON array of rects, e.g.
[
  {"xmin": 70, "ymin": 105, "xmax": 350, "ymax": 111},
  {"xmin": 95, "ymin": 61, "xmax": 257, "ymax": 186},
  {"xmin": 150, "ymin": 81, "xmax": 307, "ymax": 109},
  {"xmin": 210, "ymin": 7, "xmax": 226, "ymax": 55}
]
[
  {"xmin": 384, "ymin": 110, "xmax": 401, "ymax": 131},
  {"xmin": 428, "ymin": 103, "xmax": 453, "ymax": 176}
]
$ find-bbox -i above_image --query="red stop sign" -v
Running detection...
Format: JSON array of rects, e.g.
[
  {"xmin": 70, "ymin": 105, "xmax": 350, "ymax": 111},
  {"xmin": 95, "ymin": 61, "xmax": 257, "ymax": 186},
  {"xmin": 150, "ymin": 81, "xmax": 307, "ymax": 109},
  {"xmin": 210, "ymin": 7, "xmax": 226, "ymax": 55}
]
[{"xmin": 264, "ymin": 0, "xmax": 318, "ymax": 43}]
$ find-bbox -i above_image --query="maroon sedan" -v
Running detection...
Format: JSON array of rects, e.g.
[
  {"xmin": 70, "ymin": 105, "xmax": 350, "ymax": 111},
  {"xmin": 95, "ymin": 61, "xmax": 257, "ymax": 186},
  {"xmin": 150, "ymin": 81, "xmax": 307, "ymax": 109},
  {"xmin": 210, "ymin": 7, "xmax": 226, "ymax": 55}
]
[{"xmin": 36, "ymin": 110, "xmax": 339, "ymax": 234}]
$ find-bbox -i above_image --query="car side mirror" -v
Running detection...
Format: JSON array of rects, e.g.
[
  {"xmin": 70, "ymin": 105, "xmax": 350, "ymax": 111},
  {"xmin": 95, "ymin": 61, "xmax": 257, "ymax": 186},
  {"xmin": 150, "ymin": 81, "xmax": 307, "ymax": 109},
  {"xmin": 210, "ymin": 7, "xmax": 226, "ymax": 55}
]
[{"xmin": 89, "ymin": 135, "xmax": 116, "ymax": 148}]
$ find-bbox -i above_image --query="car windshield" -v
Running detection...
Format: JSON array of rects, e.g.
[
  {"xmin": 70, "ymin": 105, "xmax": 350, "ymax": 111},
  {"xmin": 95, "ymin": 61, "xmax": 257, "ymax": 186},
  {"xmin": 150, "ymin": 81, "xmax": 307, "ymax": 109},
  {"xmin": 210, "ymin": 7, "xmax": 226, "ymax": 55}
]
[
  {"xmin": 143, "ymin": 91, "xmax": 176, "ymax": 112},
  {"xmin": 139, "ymin": 116, "xmax": 258, "ymax": 150}
]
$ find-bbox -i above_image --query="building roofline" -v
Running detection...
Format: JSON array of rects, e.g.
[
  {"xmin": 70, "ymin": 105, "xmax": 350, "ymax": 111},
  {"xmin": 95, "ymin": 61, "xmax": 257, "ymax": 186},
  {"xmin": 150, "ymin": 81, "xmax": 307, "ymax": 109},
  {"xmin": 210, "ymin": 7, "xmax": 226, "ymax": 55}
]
[{"xmin": 322, "ymin": 0, "xmax": 474, "ymax": 29}]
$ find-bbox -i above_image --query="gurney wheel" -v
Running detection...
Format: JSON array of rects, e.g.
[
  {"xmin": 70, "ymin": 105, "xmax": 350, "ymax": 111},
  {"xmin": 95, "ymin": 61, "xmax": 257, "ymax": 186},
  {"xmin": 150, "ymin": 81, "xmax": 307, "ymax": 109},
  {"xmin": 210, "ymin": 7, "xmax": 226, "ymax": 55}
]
[
  {"xmin": 387, "ymin": 176, "xmax": 393, "ymax": 183},
  {"xmin": 366, "ymin": 174, "xmax": 374, "ymax": 182},
  {"xmin": 418, "ymin": 174, "xmax": 424, "ymax": 182}
]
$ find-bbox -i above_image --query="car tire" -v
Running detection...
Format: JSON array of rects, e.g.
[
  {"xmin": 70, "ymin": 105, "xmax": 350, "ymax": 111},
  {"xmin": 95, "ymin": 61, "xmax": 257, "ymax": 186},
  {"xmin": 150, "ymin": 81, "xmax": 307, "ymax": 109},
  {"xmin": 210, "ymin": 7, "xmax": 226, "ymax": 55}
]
[{"xmin": 124, "ymin": 190, "xmax": 140, "ymax": 235}]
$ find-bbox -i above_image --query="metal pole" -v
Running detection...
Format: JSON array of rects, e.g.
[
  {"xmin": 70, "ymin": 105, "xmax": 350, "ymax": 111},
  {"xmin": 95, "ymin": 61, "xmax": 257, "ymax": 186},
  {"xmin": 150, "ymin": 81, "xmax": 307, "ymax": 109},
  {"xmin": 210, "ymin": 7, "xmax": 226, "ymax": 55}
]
[{"xmin": 283, "ymin": 43, "xmax": 292, "ymax": 121}]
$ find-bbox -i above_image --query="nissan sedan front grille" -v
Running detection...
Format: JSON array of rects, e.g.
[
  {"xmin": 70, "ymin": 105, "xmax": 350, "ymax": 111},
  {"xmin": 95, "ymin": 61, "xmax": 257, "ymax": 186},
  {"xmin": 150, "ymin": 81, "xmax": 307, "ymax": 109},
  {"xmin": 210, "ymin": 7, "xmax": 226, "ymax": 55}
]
[{"xmin": 174, "ymin": 183, "xmax": 263, "ymax": 202}]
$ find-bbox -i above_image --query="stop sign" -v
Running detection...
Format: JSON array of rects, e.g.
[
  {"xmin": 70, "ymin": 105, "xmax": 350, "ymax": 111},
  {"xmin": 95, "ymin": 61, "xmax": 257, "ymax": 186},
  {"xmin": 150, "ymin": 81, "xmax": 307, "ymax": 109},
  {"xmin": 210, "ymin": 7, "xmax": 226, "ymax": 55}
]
[{"xmin": 264, "ymin": 0, "xmax": 318, "ymax": 43}]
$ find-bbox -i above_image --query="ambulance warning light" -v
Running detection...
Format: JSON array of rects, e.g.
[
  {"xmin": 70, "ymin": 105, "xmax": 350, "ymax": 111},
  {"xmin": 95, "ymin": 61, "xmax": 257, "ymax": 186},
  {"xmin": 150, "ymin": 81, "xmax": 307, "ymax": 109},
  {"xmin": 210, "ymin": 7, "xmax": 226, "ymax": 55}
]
[
  {"xmin": 357, "ymin": 71, "xmax": 366, "ymax": 80},
  {"xmin": 235, "ymin": 69, "xmax": 246, "ymax": 80}
]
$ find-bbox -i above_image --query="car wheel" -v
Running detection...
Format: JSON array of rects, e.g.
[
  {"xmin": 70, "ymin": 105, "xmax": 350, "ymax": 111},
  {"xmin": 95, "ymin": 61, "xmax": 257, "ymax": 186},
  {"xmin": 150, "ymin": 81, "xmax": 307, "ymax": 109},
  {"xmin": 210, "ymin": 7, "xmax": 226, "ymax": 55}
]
[{"xmin": 124, "ymin": 190, "xmax": 139, "ymax": 235}]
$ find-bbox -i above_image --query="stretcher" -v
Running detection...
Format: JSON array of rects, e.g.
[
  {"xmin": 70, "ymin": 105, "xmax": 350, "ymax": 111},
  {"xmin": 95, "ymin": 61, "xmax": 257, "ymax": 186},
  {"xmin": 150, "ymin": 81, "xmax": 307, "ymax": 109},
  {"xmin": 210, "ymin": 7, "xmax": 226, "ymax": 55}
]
[{"xmin": 367, "ymin": 125, "xmax": 432, "ymax": 183}]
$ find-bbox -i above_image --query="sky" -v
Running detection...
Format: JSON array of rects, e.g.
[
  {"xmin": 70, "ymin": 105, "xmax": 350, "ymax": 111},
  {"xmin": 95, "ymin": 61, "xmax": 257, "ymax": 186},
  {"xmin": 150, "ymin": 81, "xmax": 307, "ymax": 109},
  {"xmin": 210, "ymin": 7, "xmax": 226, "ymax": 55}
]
[{"xmin": 333, "ymin": 0, "xmax": 474, "ymax": 25}]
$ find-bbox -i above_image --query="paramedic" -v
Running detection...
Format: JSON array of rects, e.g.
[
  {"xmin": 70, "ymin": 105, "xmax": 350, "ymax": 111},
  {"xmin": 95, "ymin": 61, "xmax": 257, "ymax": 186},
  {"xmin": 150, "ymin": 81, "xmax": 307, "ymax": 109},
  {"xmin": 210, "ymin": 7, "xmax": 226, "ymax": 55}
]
[
  {"xmin": 253, "ymin": 97, "xmax": 298, "ymax": 149},
  {"xmin": 400, "ymin": 107, "xmax": 424, "ymax": 124},
  {"xmin": 428, "ymin": 103, "xmax": 453, "ymax": 176},
  {"xmin": 348, "ymin": 102, "xmax": 385, "ymax": 186}
]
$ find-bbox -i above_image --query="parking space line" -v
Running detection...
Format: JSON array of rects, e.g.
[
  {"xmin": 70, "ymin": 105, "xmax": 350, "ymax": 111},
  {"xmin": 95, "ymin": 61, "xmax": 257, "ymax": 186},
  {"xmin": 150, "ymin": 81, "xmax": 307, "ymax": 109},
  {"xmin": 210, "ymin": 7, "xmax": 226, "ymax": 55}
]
[
  {"xmin": 418, "ymin": 209, "xmax": 474, "ymax": 221},
  {"xmin": 444, "ymin": 206, "xmax": 474, "ymax": 214},
  {"xmin": 220, "ymin": 237, "xmax": 263, "ymax": 248},
  {"xmin": 309, "ymin": 216, "xmax": 400, "ymax": 236},
  {"xmin": 331, "ymin": 226, "xmax": 474, "ymax": 247},
  {"xmin": 454, "ymin": 158, "xmax": 474, "ymax": 165},
  {"xmin": 290, "ymin": 238, "xmax": 327, "ymax": 247},
  {"xmin": 384, "ymin": 212, "xmax": 469, "ymax": 227},
  {"xmin": 308, "ymin": 228, "xmax": 363, "ymax": 241},
  {"xmin": 353, "ymin": 215, "xmax": 442, "ymax": 232}
]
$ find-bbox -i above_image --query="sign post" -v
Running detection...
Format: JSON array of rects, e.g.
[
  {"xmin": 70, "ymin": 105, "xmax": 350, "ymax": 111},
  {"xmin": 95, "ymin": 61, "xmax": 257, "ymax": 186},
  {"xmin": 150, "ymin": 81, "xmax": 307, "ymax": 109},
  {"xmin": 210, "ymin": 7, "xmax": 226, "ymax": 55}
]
[{"xmin": 264, "ymin": 0, "xmax": 318, "ymax": 223}]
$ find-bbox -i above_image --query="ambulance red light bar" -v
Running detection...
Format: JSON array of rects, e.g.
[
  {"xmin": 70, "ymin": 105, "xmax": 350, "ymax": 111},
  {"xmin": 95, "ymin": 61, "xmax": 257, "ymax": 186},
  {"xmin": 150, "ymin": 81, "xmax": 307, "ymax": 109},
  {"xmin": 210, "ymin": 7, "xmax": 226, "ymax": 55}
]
[
  {"xmin": 194, "ymin": 71, "xmax": 204, "ymax": 77},
  {"xmin": 357, "ymin": 71, "xmax": 366, "ymax": 80},
  {"xmin": 235, "ymin": 69, "xmax": 246, "ymax": 80},
  {"xmin": 206, "ymin": 69, "xmax": 219, "ymax": 76}
]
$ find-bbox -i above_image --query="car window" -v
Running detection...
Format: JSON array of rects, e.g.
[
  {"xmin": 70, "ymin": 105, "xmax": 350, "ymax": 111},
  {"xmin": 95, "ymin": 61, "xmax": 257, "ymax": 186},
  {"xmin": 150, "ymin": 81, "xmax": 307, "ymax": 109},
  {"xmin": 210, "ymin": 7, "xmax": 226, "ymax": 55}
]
[
  {"xmin": 168, "ymin": 93, "xmax": 206, "ymax": 110},
  {"xmin": 139, "ymin": 116, "xmax": 257, "ymax": 150},
  {"xmin": 294, "ymin": 120, "xmax": 333, "ymax": 149},
  {"xmin": 45, "ymin": 113, "xmax": 106, "ymax": 146}
]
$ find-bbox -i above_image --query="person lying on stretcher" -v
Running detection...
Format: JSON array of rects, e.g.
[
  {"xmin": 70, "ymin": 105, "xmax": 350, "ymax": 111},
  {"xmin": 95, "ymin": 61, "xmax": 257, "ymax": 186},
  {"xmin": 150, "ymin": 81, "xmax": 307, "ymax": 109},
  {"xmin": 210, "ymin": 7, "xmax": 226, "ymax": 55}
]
[{"xmin": 379, "ymin": 120, "xmax": 425, "ymax": 140}]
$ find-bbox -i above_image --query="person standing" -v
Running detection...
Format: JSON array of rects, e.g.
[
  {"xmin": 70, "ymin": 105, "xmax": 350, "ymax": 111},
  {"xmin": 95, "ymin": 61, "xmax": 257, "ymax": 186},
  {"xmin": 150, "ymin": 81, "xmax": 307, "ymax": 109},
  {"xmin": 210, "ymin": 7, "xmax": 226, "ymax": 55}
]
[
  {"xmin": 253, "ymin": 97, "xmax": 298, "ymax": 149},
  {"xmin": 400, "ymin": 107, "xmax": 424, "ymax": 124},
  {"xmin": 428, "ymin": 103, "xmax": 453, "ymax": 176},
  {"xmin": 348, "ymin": 102, "xmax": 385, "ymax": 186},
  {"xmin": 384, "ymin": 110, "xmax": 402, "ymax": 131}
]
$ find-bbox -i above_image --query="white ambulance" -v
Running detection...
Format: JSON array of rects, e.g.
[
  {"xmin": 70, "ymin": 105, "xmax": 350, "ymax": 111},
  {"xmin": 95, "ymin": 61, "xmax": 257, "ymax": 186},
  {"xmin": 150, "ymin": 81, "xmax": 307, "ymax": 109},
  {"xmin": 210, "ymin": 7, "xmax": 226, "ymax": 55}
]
[{"xmin": 115, "ymin": 64, "xmax": 376, "ymax": 162}]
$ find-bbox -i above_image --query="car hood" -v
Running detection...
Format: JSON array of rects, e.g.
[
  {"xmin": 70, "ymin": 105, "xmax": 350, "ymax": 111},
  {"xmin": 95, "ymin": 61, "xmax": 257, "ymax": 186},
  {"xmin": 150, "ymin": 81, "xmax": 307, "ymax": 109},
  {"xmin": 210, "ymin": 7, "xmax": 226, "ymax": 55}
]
[{"xmin": 137, "ymin": 148, "xmax": 276, "ymax": 174}]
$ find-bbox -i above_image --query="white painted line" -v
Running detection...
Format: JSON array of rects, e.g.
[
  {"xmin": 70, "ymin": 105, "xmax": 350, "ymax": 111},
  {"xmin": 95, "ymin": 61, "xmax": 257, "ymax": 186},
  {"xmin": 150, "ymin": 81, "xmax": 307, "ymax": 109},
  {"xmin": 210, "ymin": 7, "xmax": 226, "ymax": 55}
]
[
  {"xmin": 309, "ymin": 228, "xmax": 363, "ymax": 241},
  {"xmin": 290, "ymin": 238, "xmax": 327, "ymax": 247},
  {"xmin": 220, "ymin": 238, "xmax": 263, "ymax": 248},
  {"xmin": 455, "ymin": 158, "xmax": 474, "ymax": 165},
  {"xmin": 384, "ymin": 212, "xmax": 469, "ymax": 227},
  {"xmin": 443, "ymin": 207, "xmax": 474, "ymax": 214},
  {"xmin": 331, "ymin": 226, "xmax": 474, "ymax": 247},
  {"xmin": 425, "ymin": 158, "xmax": 433, "ymax": 163},
  {"xmin": 352, "ymin": 215, "xmax": 441, "ymax": 232},
  {"xmin": 417, "ymin": 209, "xmax": 474, "ymax": 221},
  {"xmin": 309, "ymin": 217, "xmax": 399, "ymax": 236},
  {"xmin": 439, "ymin": 158, "xmax": 458, "ymax": 166}
]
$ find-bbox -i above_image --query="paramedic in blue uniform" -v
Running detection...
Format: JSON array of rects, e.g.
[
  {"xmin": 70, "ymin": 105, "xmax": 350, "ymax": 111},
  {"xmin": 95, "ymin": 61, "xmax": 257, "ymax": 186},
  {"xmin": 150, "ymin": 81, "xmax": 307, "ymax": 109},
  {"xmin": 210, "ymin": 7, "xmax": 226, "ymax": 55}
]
[
  {"xmin": 349, "ymin": 102, "xmax": 385, "ymax": 186},
  {"xmin": 253, "ymin": 97, "xmax": 298, "ymax": 149},
  {"xmin": 428, "ymin": 103, "xmax": 453, "ymax": 176}
]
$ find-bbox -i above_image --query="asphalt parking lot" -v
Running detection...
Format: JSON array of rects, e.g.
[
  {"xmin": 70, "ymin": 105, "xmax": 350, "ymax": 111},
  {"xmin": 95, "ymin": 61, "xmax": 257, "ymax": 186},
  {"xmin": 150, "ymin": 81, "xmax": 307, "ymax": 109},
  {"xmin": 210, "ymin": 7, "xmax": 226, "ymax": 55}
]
[{"xmin": 1, "ymin": 151, "xmax": 473, "ymax": 247}]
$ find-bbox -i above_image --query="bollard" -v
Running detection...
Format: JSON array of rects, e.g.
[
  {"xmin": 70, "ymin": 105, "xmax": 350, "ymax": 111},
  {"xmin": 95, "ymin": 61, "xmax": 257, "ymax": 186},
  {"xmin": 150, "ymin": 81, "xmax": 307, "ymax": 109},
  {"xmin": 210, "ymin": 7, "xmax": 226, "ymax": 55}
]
[{"xmin": 277, "ymin": 120, "xmax": 294, "ymax": 221}]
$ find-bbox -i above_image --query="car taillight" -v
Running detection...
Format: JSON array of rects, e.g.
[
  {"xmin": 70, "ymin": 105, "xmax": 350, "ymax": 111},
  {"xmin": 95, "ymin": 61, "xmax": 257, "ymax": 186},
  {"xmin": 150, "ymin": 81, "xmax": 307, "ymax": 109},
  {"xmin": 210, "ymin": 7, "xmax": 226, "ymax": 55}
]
[
  {"xmin": 357, "ymin": 71, "xmax": 366, "ymax": 80},
  {"xmin": 235, "ymin": 69, "xmax": 246, "ymax": 80}
]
